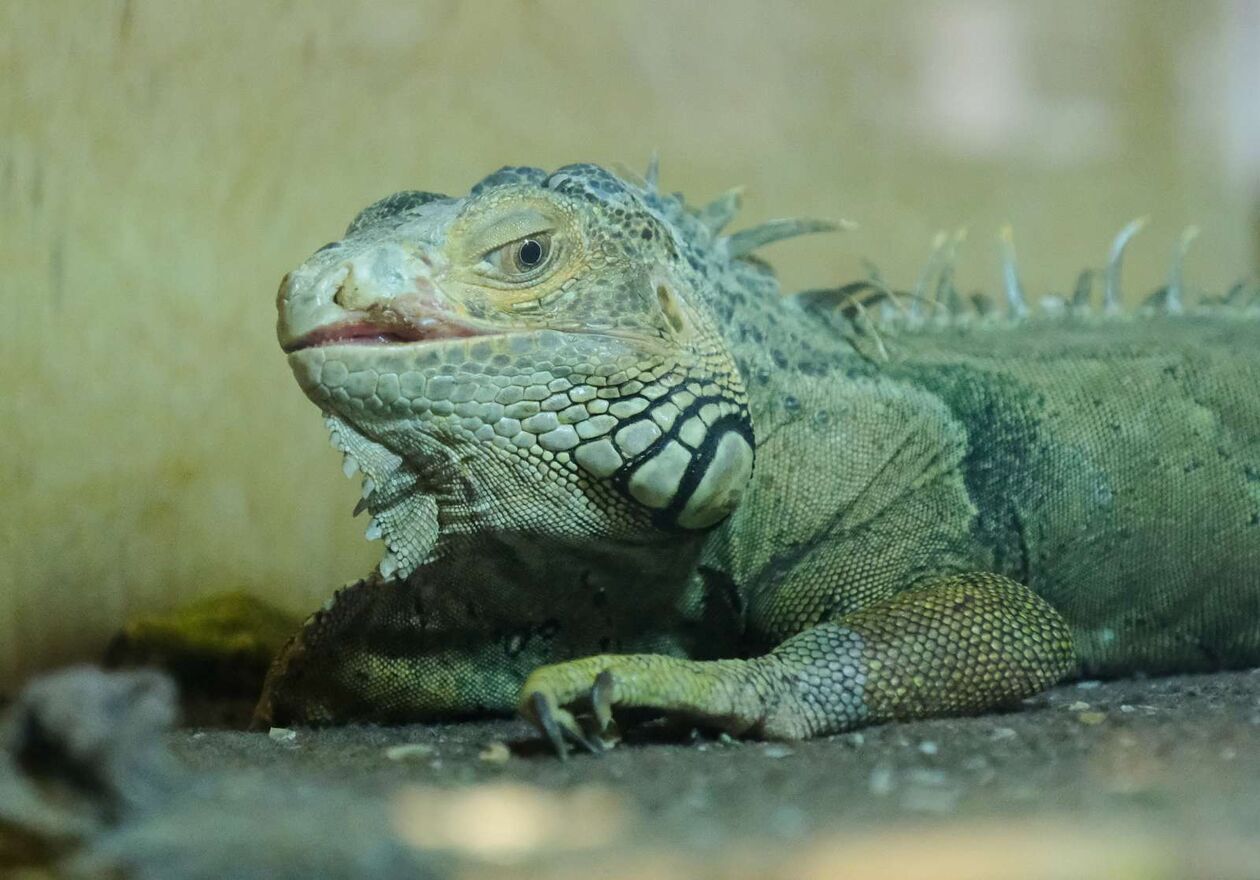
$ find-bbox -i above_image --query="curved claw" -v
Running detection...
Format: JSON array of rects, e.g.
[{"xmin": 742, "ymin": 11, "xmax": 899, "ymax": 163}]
[
  {"xmin": 591, "ymin": 671, "xmax": 615, "ymax": 733},
  {"xmin": 530, "ymin": 691, "xmax": 570, "ymax": 760},
  {"xmin": 528, "ymin": 692, "xmax": 602, "ymax": 759}
]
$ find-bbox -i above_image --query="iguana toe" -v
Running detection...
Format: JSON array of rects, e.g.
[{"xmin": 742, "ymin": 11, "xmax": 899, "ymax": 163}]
[
  {"xmin": 524, "ymin": 691, "xmax": 603, "ymax": 760},
  {"xmin": 590, "ymin": 670, "xmax": 616, "ymax": 733}
]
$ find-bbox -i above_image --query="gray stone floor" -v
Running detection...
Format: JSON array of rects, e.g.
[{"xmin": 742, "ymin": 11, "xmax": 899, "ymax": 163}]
[{"xmin": 166, "ymin": 670, "xmax": 1260, "ymax": 879}]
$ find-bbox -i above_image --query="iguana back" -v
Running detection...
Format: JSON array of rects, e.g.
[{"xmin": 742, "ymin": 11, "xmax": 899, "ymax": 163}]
[{"xmin": 874, "ymin": 316, "xmax": 1260, "ymax": 675}]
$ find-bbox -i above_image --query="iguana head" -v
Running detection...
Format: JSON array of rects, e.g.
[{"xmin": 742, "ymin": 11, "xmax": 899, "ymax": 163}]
[{"xmin": 277, "ymin": 163, "xmax": 758, "ymax": 579}]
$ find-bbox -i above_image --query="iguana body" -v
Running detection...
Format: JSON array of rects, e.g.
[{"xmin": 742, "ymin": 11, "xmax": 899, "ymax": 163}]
[{"xmin": 256, "ymin": 162, "xmax": 1260, "ymax": 749}]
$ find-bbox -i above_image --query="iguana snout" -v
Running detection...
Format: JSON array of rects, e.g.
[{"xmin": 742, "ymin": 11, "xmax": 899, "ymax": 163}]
[{"xmin": 278, "ymin": 241, "xmax": 484, "ymax": 353}]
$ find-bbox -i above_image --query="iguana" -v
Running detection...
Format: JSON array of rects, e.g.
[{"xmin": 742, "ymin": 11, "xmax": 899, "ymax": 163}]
[{"xmin": 253, "ymin": 160, "xmax": 1260, "ymax": 755}]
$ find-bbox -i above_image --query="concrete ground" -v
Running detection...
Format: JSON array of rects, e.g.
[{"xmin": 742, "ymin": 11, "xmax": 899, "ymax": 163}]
[{"xmin": 170, "ymin": 670, "xmax": 1260, "ymax": 879}]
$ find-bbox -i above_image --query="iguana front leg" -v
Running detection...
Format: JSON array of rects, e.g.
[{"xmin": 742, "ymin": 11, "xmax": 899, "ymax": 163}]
[{"xmin": 520, "ymin": 573, "xmax": 1074, "ymax": 753}]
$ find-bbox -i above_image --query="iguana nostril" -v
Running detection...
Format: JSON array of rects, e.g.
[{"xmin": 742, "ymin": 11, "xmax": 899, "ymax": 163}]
[
  {"xmin": 332, "ymin": 278, "xmax": 351, "ymax": 308},
  {"xmin": 330, "ymin": 265, "xmax": 374, "ymax": 310}
]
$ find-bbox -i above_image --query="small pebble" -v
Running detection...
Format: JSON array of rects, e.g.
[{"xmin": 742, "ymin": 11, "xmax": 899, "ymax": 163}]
[
  {"xmin": 1077, "ymin": 711, "xmax": 1107, "ymax": 726},
  {"xmin": 1067, "ymin": 701, "xmax": 1091, "ymax": 711},
  {"xmin": 762, "ymin": 744, "xmax": 794, "ymax": 759},
  {"xmin": 1075, "ymin": 680, "xmax": 1102, "ymax": 690},
  {"xmin": 478, "ymin": 741, "xmax": 511, "ymax": 764},
  {"xmin": 991, "ymin": 727, "xmax": 1017, "ymax": 741},
  {"xmin": 1119, "ymin": 704, "xmax": 1135, "ymax": 713},
  {"xmin": 385, "ymin": 743, "xmax": 436, "ymax": 761},
  {"xmin": 268, "ymin": 727, "xmax": 297, "ymax": 744},
  {"xmin": 717, "ymin": 732, "xmax": 737, "ymax": 746},
  {"xmin": 917, "ymin": 740, "xmax": 938, "ymax": 756}
]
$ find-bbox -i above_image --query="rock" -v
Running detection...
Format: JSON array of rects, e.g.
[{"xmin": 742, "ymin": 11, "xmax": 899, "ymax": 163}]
[
  {"xmin": 386, "ymin": 743, "xmax": 437, "ymax": 762},
  {"xmin": 478, "ymin": 741, "xmax": 511, "ymax": 764}
]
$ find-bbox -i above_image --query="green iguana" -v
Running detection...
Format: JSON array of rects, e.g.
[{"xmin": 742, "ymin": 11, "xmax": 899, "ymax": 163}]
[{"xmin": 252, "ymin": 161, "xmax": 1260, "ymax": 755}]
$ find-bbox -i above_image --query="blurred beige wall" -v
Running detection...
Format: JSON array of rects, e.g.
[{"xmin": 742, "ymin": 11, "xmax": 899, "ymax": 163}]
[{"xmin": 2, "ymin": 0, "xmax": 1257, "ymax": 692}]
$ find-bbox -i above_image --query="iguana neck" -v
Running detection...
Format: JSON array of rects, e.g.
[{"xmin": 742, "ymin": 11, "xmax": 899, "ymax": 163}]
[{"xmin": 704, "ymin": 262, "xmax": 863, "ymax": 420}]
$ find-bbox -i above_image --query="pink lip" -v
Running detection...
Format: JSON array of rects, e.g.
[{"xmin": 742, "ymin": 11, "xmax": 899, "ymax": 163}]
[{"xmin": 283, "ymin": 318, "xmax": 484, "ymax": 353}]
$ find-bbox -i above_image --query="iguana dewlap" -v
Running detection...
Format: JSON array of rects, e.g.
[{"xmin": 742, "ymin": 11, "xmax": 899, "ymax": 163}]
[{"xmin": 258, "ymin": 162, "xmax": 1260, "ymax": 753}]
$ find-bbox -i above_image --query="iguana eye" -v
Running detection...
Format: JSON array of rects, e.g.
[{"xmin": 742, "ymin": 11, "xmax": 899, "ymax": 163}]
[
  {"xmin": 482, "ymin": 233, "xmax": 554, "ymax": 280},
  {"xmin": 515, "ymin": 238, "xmax": 547, "ymax": 269}
]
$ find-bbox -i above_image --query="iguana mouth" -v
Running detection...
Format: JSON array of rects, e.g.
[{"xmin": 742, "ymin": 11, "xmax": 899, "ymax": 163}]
[{"xmin": 282, "ymin": 318, "xmax": 487, "ymax": 353}]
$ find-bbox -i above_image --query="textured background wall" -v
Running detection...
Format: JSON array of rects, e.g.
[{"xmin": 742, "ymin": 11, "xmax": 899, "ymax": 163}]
[{"xmin": 2, "ymin": 0, "xmax": 1257, "ymax": 693}]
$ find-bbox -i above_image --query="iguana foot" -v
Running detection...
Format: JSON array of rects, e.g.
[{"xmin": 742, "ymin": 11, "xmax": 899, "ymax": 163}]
[
  {"xmin": 519, "ymin": 654, "xmax": 769, "ymax": 757},
  {"xmin": 525, "ymin": 669, "xmax": 624, "ymax": 759}
]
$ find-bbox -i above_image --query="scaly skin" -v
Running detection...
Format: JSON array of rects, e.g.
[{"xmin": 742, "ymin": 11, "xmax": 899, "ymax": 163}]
[{"xmin": 248, "ymin": 162, "xmax": 1259, "ymax": 753}]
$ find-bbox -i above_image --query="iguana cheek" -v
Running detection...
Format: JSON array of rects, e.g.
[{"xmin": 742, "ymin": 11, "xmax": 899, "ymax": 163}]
[
  {"xmin": 674, "ymin": 430, "xmax": 755, "ymax": 528},
  {"xmin": 625, "ymin": 440, "xmax": 691, "ymax": 508},
  {"xmin": 599, "ymin": 401, "xmax": 755, "ymax": 530}
]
